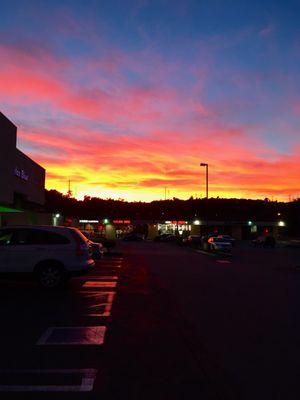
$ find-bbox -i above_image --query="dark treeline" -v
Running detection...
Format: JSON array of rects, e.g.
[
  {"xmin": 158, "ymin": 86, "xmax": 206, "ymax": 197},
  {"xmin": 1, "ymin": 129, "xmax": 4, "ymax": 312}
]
[{"xmin": 45, "ymin": 190, "xmax": 300, "ymax": 234}]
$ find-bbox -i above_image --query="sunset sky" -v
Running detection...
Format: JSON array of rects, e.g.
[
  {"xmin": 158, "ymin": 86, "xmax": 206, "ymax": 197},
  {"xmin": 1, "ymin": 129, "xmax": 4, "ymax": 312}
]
[{"xmin": 1, "ymin": 0, "xmax": 300, "ymax": 201}]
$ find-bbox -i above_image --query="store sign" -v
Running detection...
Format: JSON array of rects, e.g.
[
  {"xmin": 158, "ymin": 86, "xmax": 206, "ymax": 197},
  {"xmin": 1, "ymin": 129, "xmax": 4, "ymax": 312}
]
[
  {"xmin": 171, "ymin": 220, "xmax": 188, "ymax": 225},
  {"xmin": 79, "ymin": 219, "xmax": 99, "ymax": 223},
  {"xmin": 14, "ymin": 167, "xmax": 29, "ymax": 181},
  {"xmin": 113, "ymin": 220, "xmax": 131, "ymax": 224}
]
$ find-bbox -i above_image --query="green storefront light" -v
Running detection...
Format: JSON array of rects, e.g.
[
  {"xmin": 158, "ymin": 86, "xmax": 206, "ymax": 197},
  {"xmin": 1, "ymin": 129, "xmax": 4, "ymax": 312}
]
[{"xmin": 0, "ymin": 206, "xmax": 23, "ymax": 213}]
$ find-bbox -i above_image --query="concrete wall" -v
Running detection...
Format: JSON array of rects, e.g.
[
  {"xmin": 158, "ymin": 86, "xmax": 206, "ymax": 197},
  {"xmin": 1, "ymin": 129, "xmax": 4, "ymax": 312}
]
[{"xmin": 0, "ymin": 112, "xmax": 17, "ymax": 204}]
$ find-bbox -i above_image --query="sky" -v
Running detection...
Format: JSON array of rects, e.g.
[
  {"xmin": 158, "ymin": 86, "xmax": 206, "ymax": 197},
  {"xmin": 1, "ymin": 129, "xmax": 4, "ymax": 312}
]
[{"xmin": 1, "ymin": 0, "xmax": 300, "ymax": 202}]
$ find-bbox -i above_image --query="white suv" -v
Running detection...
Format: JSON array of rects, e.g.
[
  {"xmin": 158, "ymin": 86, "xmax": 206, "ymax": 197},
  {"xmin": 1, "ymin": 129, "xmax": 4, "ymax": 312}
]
[{"xmin": 0, "ymin": 226, "xmax": 95, "ymax": 288}]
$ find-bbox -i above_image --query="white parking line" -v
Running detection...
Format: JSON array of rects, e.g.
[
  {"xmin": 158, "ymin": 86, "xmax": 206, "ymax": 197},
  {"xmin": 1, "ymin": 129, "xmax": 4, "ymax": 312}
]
[
  {"xmin": 77, "ymin": 292, "xmax": 115, "ymax": 316},
  {"xmin": 196, "ymin": 249, "xmax": 216, "ymax": 256},
  {"xmin": 37, "ymin": 326, "xmax": 107, "ymax": 345},
  {"xmin": 0, "ymin": 369, "xmax": 97, "ymax": 392},
  {"xmin": 82, "ymin": 281, "xmax": 117, "ymax": 288},
  {"xmin": 87, "ymin": 276, "xmax": 119, "ymax": 281}
]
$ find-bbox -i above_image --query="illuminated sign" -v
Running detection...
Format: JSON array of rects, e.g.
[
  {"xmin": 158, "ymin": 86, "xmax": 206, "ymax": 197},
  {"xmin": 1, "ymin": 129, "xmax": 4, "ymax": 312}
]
[
  {"xmin": 79, "ymin": 219, "xmax": 99, "ymax": 223},
  {"xmin": 14, "ymin": 167, "xmax": 28, "ymax": 181},
  {"xmin": 171, "ymin": 220, "xmax": 188, "ymax": 225},
  {"xmin": 113, "ymin": 220, "xmax": 131, "ymax": 224}
]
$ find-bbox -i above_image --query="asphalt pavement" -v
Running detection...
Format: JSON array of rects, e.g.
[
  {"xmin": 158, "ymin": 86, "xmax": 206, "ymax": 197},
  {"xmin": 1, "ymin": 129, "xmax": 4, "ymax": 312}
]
[
  {"xmin": 0, "ymin": 242, "xmax": 300, "ymax": 399},
  {"xmin": 117, "ymin": 241, "xmax": 300, "ymax": 400}
]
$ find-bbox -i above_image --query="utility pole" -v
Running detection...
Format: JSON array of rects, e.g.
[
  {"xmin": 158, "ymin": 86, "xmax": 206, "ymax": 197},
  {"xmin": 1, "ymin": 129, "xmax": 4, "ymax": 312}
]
[{"xmin": 67, "ymin": 179, "xmax": 73, "ymax": 198}]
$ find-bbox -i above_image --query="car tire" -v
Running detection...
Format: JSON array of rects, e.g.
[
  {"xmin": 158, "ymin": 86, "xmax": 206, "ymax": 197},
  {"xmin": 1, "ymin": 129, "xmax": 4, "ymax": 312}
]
[{"xmin": 36, "ymin": 262, "xmax": 66, "ymax": 289}]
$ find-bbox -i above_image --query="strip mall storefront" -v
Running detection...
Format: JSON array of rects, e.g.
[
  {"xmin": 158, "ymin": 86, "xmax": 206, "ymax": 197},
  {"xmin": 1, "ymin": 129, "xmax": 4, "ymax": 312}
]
[
  {"xmin": 157, "ymin": 220, "xmax": 191, "ymax": 236},
  {"xmin": 77, "ymin": 219, "xmax": 132, "ymax": 239}
]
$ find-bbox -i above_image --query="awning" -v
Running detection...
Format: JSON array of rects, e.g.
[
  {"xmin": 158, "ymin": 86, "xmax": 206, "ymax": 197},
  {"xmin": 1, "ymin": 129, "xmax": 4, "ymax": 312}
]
[{"xmin": 0, "ymin": 206, "xmax": 23, "ymax": 213}]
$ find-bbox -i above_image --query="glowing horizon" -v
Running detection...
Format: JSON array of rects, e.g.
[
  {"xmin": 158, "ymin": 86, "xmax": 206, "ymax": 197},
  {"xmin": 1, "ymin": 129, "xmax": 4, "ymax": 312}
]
[{"xmin": 1, "ymin": 1, "xmax": 300, "ymax": 203}]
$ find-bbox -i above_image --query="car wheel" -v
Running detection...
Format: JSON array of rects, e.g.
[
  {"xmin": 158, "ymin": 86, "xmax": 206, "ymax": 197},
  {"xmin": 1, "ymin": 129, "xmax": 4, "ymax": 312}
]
[{"xmin": 37, "ymin": 262, "xmax": 66, "ymax": 289}]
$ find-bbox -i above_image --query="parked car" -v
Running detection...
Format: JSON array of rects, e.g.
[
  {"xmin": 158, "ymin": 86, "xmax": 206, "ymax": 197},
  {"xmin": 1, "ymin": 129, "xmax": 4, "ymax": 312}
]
[
  {"xmin": 88, "ymin": 240, "xmax": 104, "ymax": 260},
  {"xmin": 252, "ymin": 236, "xmax": 276, "ymax": 248},
  {"xmin": 91, "ymin": 237, "xmax": 116, "ymax": 253},
  {"xmin": 182, "ymin": 235, "xmax": 202, "ymax": 246},
  {"xmin": 0, "ymin": 226, "xmax": 95, "ymax": 288},
  {"xmin": 154, "ymin": 234, "xmax": 178, "ymax": 242},
  {"xmin": 123, "ymin": 233, "xmax": 145, "ymax": 241},
  {"xmin": 207, "ymin": 237, "xmax": 232, "ymax": 252},
  {"xmin": 217, "ymin": 235, "xmax": 236, "ymax": 246},
  {"xmin": 154, "ymin": 234, "xmax": 171, "ymax": 242},
  {"xmin": 201, "ymin": 233, "xmax": 218, "ymax": 249},
  {"xmin": 163, "ymin": 234, "xmax": 178, "ymax": 242}
]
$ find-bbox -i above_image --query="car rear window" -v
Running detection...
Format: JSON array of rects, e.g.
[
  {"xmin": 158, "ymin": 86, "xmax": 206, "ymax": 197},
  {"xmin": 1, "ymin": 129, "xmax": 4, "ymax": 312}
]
[{"xmin": 69, "ymin": 228, "xmax": 89, "ymax": 244}]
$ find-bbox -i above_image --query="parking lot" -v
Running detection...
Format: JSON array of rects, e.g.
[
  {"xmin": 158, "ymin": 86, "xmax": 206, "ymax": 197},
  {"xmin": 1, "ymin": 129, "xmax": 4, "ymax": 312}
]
[
  {"xmin": 0, "ymin": 252, "xmax": 124, "ymax": 398},
  {"xmin": 0, "ymin": 240, "xmax": 300, "ymax": 399}
]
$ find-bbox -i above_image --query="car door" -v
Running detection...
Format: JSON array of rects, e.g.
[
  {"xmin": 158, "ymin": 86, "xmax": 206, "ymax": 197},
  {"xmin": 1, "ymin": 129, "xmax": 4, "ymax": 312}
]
[
  {"xmin": 0, "ymin": 229, "xmax": 14, "ymax": 272},
  {"xmin": 7, "ymin": 228, "xmax": 43, "ymax": 272}
]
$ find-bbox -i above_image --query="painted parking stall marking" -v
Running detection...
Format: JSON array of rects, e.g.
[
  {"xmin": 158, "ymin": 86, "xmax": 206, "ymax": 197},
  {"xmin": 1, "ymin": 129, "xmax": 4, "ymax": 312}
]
[
  {"xmin": 216, "ymin": 259, "xmax": 232, "ymax": 264},
  {"xmin": 0, "ymin": 369, "xmax": 97, "ymax": 392},
  {"xmin": 84, "ymin": 292, "xmax": 115, "ymax": 317},
  {"xmin": 82, "ymin": 281, "xmax": 117, "ymax": 288},
  {"xmin": 37, "ymin": 326, "xmax": 107, "ymax": 345},
  {"xmin": 86, "ymin": 275, "xmax": 119, "ymax": 281},
  {"xmin": 1, "ymin": 254, "xmax": 124, "ymax": 393},
  {"xmin": 76, "ymin": 291, "xmax": 115, "ymax": 317}
]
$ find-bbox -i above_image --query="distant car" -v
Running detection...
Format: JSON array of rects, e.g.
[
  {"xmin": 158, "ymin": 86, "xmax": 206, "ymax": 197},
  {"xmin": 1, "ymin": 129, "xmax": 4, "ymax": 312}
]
[
  {"xmin": 154, "ymin": 234, "xmax": 171, "ymax": 242},
  {"xmin": 163, "ymin": 234, "xmax": 178, "ymax": 242},
  {"xmin": 154, "ymin": 234, "xmax": 178, "ymax": 242},
  {"xmin": 0, "ymin": 226, "xmax": 94, "ymax": 288},
  {"xmin": 252, "ymin": 236, "xmax": 276, "ymax": 248},
  {"xmin": 88, "ymin": 240, "xmax": 104, "ymax": 260},
  {"xmin": 183, "ymin": 235, "xmax": 202, "ymax": 246},
  {"xmin": 80, "ymin": 230, "xmax": 104, "ymax": 260},
  {"xmin": 93, "ymin": 238, "xmax": 116, "ymax": 253},
  {"xmin": 201, "ymin": 234, "xmax": 218, "ymax": 249},
  {"xmin": 201, "ymin": 233, "xmax": 218, "ymax": 241},
  {"xmin": 217, "ymin": 235, "xmax": 236, "ymax": 246},
  {"xmin": 123, "ymin": 233, "xmax": 145, "ymax": 241},
  {"xmin": 207, "ymin": 237, "xmax": 232, "ymax": 252}
]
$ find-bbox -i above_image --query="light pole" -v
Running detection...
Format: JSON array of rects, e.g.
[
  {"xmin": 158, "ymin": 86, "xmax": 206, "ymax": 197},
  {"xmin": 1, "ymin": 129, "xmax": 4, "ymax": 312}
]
[
  {"xmin": 200, "ymin": 163, "xmax": 209, "ymax": 235},
  {"xmin": 200, "ymin": 163, "xmax": 208, "ymax": 199}
]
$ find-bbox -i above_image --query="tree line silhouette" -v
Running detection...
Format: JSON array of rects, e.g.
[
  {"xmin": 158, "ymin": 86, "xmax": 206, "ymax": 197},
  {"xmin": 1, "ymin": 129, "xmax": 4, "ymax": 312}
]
[{"xmin": 45, "ymin": 189, "xmax": 300, "ymax": 235}]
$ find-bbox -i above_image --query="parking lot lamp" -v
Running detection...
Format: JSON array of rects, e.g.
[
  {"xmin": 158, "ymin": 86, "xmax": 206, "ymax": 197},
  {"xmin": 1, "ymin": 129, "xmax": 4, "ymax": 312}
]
[
  {"xmin": 200, "ymin": 163, "xmax": 208, "ymax": 199},
  {"xmin": 200, "ymin": 163, "xmax": 208, "ymax": 234}
]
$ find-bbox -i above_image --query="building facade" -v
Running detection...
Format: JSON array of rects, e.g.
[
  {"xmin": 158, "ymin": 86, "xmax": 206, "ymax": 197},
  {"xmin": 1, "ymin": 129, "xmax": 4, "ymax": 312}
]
[{"xmin": 0, "ymin": 112, "xmax": 48, "ymax": 225}]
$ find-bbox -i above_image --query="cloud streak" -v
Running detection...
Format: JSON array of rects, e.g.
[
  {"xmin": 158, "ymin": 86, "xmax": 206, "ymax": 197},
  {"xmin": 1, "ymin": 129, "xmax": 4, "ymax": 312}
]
[{"xmin": 0, "ymin": 3, "xmax": 299, "ymax": 202}]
